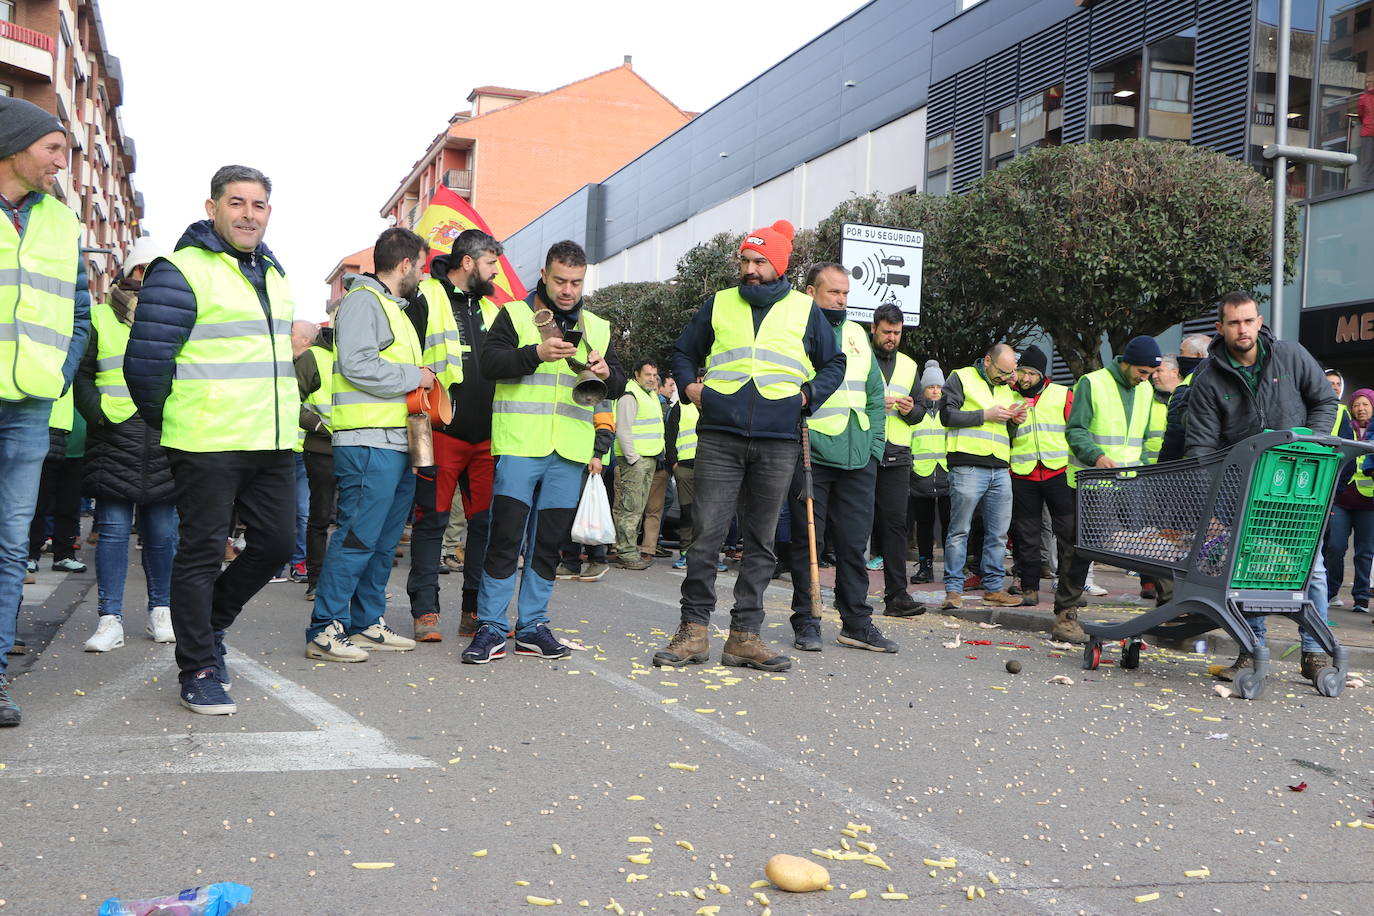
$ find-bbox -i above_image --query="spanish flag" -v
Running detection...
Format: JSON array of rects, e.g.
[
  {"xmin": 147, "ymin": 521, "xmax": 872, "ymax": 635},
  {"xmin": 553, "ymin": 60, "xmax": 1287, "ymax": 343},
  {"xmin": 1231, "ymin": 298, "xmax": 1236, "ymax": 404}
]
[{"xmin": 414, "ymin": 186, "xmax": 528, "ymax": 305}]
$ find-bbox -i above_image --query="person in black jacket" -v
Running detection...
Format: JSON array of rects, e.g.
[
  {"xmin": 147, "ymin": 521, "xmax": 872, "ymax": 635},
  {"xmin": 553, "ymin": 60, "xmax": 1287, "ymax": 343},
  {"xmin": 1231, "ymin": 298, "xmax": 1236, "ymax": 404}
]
[
  {"xmin": 1185, "ymin": 292, "xmax": 1338, "ymax": 683},
  {"xmin": 74, "ymin": 238, "xmax": 178, "ymax": 652}
]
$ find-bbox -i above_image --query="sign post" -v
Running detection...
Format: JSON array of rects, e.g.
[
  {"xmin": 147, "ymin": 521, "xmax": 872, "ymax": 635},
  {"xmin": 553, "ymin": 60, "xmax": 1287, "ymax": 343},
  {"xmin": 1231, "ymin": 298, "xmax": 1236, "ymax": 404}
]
[{"xmin": 839, "ymin": 222, "xmax": 924, "ymax": 326}]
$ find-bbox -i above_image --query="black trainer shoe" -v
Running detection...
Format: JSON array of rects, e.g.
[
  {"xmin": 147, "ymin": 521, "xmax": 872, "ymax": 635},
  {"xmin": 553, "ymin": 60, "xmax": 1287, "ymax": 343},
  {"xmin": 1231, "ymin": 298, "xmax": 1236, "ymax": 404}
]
[
  {"xmin": 883, "ymin": 593, "xmax": 926, "ymax": 617},
  {"xmin": 0, "ymin": 676, "xmax": 21, "ymax": 727},
  {"xmin": 836, "ymin": 622, "xmax": 899, "ymax": 653},
  {"xmin": 461, "ymin": 624, "xmax": 508, "ymax": 665},
  {"xmin": 213, "ymin": 629, "xmax": 230, "ymax": 689},
  {"xmin": 179, "ymin": 667, "xmax": 236, "ymax": 715},
  {"xmin": 515, "ymin": 624, "xmax": 572, "ymax": 659},
  {"xmin": 793, "ymin": 624, "xmax": 823, "ymax": 652}
]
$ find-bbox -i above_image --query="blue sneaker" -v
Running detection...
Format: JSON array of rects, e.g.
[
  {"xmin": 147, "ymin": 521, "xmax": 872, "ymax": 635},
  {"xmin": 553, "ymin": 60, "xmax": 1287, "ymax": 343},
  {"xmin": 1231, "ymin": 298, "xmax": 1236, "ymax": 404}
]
[
  {"xmin": 866, "ymin": 556, "xmax": 884, "ymax": 571},
  {"xmin": 461, "ymin": 624, "xmax": 508, "ymax": 665},
  {"xmin": 716, "ymin": 559, "xmax": 729, "ymax": 572},
  {"xmin": 213, "ymin": 629, "xmax": 230, "ymax": 689},
  {"xmin": 514, "ymin": 624, "xmax": 571, "ymax": 659},
  {"xmin": 179, "ymin": 667, "xmax": 237, "ymax": 715},
  {"xmin": 672, "ymin": 554, "xmax": 687, "ymax": 570}
]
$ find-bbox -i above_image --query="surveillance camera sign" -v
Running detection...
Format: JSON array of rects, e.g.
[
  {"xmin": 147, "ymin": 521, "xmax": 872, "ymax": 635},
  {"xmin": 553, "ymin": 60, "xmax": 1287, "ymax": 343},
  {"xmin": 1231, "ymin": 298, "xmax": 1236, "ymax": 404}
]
[{"xmin": 839, "ymin": 222, "xmax": 923, "ymax": 326}]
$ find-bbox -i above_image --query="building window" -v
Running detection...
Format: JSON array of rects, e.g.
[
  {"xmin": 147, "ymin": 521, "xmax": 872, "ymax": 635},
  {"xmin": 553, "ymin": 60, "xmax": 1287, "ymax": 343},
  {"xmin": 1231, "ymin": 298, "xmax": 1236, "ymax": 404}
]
[
  {"xmin": 1146, "ymin": 31, "xmax": 1196, "ymax": 141},
  {"xmin": 0, "ymin": 2, "xmax": 13, "ymax": 22},
  {"xmin": 986, "ymin": 104, "xmax": 1016, "ymax": 171},
  {"xmin": 1253, "ymin": 0, "xmax": 1317, "ymax": 199},
  {"xmin": 926, "ymin": 130, "xmax": 952, "ymax": 195},
  {"xmin": 1090, "ymin": 55, "xmax": 1143, "ymax": 141},
  {"xmin": 1315, "ymin": 0, "xmax": 1371, "ymax": 195},
  {"xmin": 1017, "ymin": 84, "xmax": 1063, "ymax": 153},
  {"xmin": 0, "ymin": 83, "xmax": 10, "ymax": 98}
]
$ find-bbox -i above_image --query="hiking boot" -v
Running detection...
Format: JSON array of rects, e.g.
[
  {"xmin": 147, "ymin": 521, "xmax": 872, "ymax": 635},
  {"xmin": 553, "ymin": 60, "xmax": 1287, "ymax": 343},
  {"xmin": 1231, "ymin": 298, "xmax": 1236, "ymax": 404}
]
[
  {"xmin": 910, "ymin": 557, "xmax": 934, "ymax": 584},
  {"xmin": 304, "ymin": 582, "xmax": 316, "ymax": 602},
  {"xmin": 515, "ymin": 624, "xmax": 571, "ymax": 659},
  {"xmin": 613, "ymin": 554, "xmax": 652, "ymax": 571},
  {"xmin": 458, "ymin": 609, "xmax": 481, "ymax": 637},
  {"xmin": 577, "ymin": 562, "xmax": 609, "ymax": 582},
  {"xmin": 53, "ymin": 557, "xmax": 87, "ymax": 573},
  {"xmin": 721, "ymin": 629, "xmax": 792, "ymax": 671},
  {"xmin": 983, "ymin": 589, "xmax": 1022, "ymax": 607},
  {"xmin": 442, "ymin": 551, "xmax": 465, "ymax": 573},
  {"xmin": 793, "ymin": 622, "xmax": 823, "ymax": 652},
  {"xmin": 147, "ymin": 606, "xmax": 175, "ymax": 643},
  {"xmin": 0, "ymin": 677, "xmax": 20, "ymax": 727},
  {"xmin": 1214, "ymin": 652, "xmax": 1255, "ymax": 682},
  {"xmin": 942, "ymin": 592, "xmax": 962, "ymax": 610},
  {"xmin": 555, "ymin": 563, "xmax": 580, "ymax": 580},
  {"xmin": 1019, "ymin": 589, "xmax": 1040, "ymax": 607},
  {"xmin": 213, "ymin": 629, "xmax": 230, "ymax": 689},
  {"xmin": 837, "ymin": 622, "xmax": 899, "ymax": 653},
  {"xmin": 653, "ymin": 622, "xmax": 711, "ymax": 667},
  {"xmin": 350, "ymin": 617, "xmax": 416, "ymax": 652},
  {"xmin": 883, "ymin": 592, "xmax": 926, "ymax": 617},
  {"xmin": 652, "ymin": 546, "xmax": 672, "ymax": 558},
  {"xmin": 1300, "ymin": 651, "xmax": 1331, "ymax": 681},
  {"xmin": 413, "ymin": 613, "xmax": 442, "ymax": 642},
  {"xmin": 84, "ymin": 614, "xmax": 125, "ymax": 652},
  {"xmin": 306, "ymin": 621, "xmax": 369, "ymax": 663},
  {"xmin": 22, "ymin": 568, "xmax": 35, "ymax": 585},
  {"xmin": 179, "ymin": 667, "xmax": 236, "ymax": 715},
  {"xmin": 1050, "ymin": 608, "xmax": 1087, "ymax": 644},
  {"xmin": 461, "ymin": 624, "xmax": 508, "ymax": 664}
]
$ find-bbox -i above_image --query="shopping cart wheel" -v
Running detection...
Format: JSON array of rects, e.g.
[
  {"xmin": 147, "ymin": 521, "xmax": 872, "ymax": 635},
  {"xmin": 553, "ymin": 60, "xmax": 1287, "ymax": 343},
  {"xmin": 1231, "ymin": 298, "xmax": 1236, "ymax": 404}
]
[
  {"xmin": 1082, "ymin": 641, "xmax": 1102, "ymax": 670},
  {"xmin": 1314, "ymin": 667, "xmax": 1344, "ymax": 698},
  {"xmin": 1233, "ymin": 670, "xmax": 1266, "ymax": 700},
  {"xmin": 1120, "ymin": 640, "xmax": 1142, "ymax": 670}
]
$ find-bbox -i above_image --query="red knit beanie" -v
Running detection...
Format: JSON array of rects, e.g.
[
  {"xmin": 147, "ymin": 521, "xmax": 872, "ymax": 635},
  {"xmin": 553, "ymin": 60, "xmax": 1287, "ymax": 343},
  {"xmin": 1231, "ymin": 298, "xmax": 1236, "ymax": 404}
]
[{"xmin": 739, "ymin": 220, "xmax": 795, "ymax": 277}]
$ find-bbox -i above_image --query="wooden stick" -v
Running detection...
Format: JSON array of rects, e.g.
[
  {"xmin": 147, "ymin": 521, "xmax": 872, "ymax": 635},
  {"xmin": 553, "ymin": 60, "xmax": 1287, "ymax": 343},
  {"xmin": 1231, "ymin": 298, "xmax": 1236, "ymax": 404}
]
[{"xmin": 799, "ymin": 419, "xmax": 822, "ymax": 619}]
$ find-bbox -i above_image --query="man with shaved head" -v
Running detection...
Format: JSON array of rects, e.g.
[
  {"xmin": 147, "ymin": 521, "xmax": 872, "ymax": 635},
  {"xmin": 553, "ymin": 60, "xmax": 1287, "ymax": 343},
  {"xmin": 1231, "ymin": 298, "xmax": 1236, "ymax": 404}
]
[{"xmin": 938, "ymin": 343, "xmax": 1027, "ymax": 612}]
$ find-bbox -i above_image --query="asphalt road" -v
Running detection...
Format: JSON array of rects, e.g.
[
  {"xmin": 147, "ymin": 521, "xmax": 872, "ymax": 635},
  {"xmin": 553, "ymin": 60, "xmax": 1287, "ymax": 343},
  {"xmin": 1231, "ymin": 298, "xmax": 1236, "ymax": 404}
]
[{"xmin": 3, "ymin": 558, "xmax": 1372, "ymax": 915}]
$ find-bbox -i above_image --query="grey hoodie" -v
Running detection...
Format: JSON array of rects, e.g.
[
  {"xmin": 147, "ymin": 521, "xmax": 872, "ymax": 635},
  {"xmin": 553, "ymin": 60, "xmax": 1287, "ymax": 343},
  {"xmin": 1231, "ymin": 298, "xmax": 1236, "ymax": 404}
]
[{"xmin": 332, "ymin": 273, "xmax": 422, "ymax": 451}]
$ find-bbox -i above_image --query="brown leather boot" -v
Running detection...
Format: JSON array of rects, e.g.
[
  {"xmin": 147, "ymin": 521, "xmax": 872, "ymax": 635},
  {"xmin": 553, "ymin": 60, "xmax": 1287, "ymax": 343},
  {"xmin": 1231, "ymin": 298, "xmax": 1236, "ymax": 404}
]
[
  {"xmin": 1300, "ymin": 652, "xmax": 1330, "ymax": 681},
  {"xmin": 652, "ymin": 622, "xmax": 710, "ymax": 668},
  {"xmin": 983, "ymin": 589, "xmax": 1022, "ymax": 607},
  {"xmin": 1050, "ymin": 608, "xmax": 1087, "ymax": 644},
  {"xmin": 1216, "ymin": 652, "xmax": 1255, "ymax": 682},
  {"xmin": 942, "ymin": 592, "xmax": 962, "ymax": 609},
  {"xmin": 458, "ymin": 609, "xmax": 480, "ymax": 638},
  {"xmin": 720, "ymin": 630, "xmax": 792, "ymax": 671}
]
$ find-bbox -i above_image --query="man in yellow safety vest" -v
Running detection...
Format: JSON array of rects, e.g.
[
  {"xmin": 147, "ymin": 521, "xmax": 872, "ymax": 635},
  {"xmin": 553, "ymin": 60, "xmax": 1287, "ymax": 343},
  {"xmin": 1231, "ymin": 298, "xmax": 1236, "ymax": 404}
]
[{"xmin": 611, "ymin": 358, "xmax": 666, "ymax": 570}]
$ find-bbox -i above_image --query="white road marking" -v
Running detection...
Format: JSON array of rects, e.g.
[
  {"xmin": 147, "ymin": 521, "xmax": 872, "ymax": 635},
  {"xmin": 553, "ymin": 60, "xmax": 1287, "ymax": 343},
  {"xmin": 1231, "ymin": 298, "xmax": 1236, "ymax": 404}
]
[{"xmin": 1, "ymin": 655, "xmax": 435, "ymax": 777}]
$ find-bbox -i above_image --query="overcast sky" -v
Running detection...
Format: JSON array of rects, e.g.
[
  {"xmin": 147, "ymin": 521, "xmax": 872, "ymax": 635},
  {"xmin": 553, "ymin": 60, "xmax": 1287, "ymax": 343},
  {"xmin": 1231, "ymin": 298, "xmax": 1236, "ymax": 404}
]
[{"xmin": 100, "ymin": 0, "xmax": 871, "ymax": 319}]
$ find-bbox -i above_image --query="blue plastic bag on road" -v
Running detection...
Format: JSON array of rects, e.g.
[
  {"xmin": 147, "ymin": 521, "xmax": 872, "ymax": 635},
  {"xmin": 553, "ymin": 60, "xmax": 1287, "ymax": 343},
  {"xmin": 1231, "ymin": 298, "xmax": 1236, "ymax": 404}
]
[{"xmin": 98, "ymin": 881, "xmax": 252, "ymax": 916}]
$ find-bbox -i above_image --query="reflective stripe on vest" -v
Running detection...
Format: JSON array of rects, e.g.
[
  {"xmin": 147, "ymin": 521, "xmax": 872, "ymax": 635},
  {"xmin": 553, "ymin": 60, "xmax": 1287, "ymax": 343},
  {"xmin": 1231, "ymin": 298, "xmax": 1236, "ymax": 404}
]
[
  {"xmin": 1067, "ymin": 367, "xmax": 1153, "ymax": 487},
  {"xmin": 1143, "ymin": 395, "xmax": 1169, "ymax": 464},
  {"xmin": 1009, "ymin": 382, "xmax": 1070, "ymax": 475},
  {"xmin": 945, "ymin": 365, "xmax": 1014, "ymax": 462},
  {"xmin": 910, "ymin": 411, "xmax": 948, "ymax": 477},
  {"xmin": 676, "ymin": 401, "xmax": 699, "ymax": 461},
  {"xmin": 0, "ymin": 194, "xmax": 80, "ymax": 400},
  {"xmin": 703, "ymin": 287, "xmax": 814, "ymax": 399},
  {"xmin": 491, "ymin": 298, "xmax": 610, "ymax": 463},
  {"xmin": 304, "ymin": 345, "xmax": 334, "ymax": 433},
  {"xmin": 159, "ymin": 246, "xmax": 298, "ymax": 452},
  {"xmin": 416, "ymin": 277, "xmax": 465, "ymax": 388},
  {"xmin": 883, "ymin": 351, "xmax": 918, "ymax": 449},
  {"xmin": 330, "ymin": 285, "xmax": 423, "ymax": 431},
  {"xmin": 809, "ymin": 320, "xmax": 872, "ymax": 436},
  {"xmin": 90, "ymin": 302, "xmax": 137, "ymax": 424},
  {"xmin": 615, "ymin": 382, "xmax": 665, "ymax": 458}
]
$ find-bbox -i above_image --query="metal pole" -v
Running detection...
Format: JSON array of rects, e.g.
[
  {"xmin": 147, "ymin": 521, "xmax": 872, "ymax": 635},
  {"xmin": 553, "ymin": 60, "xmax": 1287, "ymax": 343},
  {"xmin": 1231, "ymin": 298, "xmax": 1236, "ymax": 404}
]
[{"xmin": 1271, "ymin": 0, "xmax": 1292, "ymax": 339}]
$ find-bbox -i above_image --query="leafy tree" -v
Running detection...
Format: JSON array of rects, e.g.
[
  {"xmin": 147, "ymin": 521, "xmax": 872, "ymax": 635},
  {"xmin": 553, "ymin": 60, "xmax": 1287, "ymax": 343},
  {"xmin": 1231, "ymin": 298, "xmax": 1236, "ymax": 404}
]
[
  {"xmin": 950, "ymin": 140, "xmax": 1298, "ymax": 378},
  {"xmin": 584, "ymin": 281, "xmax": 678, "ymax": 370}
]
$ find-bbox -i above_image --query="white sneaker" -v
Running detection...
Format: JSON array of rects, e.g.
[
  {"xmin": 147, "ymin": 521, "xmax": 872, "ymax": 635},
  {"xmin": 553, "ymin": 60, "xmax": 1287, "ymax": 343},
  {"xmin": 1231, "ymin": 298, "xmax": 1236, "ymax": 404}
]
[
  {"xmin": 1329, "ymin": 599, "xmax": 1346, "ymax": 608},
  {"xmin": 349, "ymin": 617, "xmax": 416, "ymax": 652},
  {"xmin": 1084, "ymin": 584, "xmax": 1109, "ymax": 597},
  {"xmin": 84, "ymin": 615, "xmax": 125, "ymax": 652},
  {"xmin": 305, "ymin": 621, "xmax": 369, "ymax": 663},
  {"xmin": 146, "ymin": 606, "xmax": 175, "ymax": 643}
]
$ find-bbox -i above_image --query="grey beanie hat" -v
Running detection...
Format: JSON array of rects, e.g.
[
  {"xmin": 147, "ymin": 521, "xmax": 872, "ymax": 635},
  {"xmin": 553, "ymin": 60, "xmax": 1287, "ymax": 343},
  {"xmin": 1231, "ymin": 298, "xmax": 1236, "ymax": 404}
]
[
  {"xmin": 920, "ymin": 359, "xmax": 945, "ymax": 388},
  {"xmin": 0, "ymin": 97, "xmax": 65, "ymax": 160}
]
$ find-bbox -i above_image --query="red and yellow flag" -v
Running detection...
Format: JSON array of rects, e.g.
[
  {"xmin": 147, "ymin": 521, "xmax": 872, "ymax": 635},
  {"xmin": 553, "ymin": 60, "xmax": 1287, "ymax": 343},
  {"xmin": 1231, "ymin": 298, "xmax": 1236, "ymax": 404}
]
[{"xmin": 414, "ymin": 186, "xmax": 528, "ymax": 306}]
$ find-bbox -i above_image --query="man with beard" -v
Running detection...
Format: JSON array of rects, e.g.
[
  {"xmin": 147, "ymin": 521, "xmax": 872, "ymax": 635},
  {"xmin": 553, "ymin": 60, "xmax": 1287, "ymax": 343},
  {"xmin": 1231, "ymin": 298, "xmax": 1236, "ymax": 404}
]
[{"xmin": 405, "ymin": 230, "xmax": 502, "ymax": 641}]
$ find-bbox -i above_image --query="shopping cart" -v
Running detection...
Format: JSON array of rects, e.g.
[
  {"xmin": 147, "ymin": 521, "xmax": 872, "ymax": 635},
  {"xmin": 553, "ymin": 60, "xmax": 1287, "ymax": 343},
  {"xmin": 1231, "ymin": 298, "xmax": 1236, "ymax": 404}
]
[{"xmin": 1071, "ymin": 429, "xmax": 1374, "ymax": 700}]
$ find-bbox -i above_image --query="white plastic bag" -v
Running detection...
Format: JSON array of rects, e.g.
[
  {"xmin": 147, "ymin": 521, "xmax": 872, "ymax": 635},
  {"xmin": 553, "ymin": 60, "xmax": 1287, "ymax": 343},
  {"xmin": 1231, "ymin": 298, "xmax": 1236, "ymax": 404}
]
[{"xmin": 571, "ymin": 475, "xmax": 615, "ymax": 545}]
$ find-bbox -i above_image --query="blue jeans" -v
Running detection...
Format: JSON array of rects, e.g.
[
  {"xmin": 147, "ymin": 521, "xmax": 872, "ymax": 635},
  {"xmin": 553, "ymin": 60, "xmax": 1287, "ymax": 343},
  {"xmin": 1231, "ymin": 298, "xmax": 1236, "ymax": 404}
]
[
  {"xmin": 1246, "ymin": 550, "xmax": 1327, "ymax": 653},
  {"xmin": 292, "ymin": 452, "xmax": 308, "ymax": 565},
  {"xmin": 308, "ymin": 446, "xmax": 415, "ymax": 640},
  {"xmin": 0, "ymin": 398, "xmax": 52, "ymax": 677},
  {"xmin": 95, "ymin": 499, "xmax": 178, "ymax": 616},
  {"xmin": 477, "ymin": 453, "xmax": 584, "ymax": 636},
  {"xmin": 943, "ymin": 465, "xmax": 1013, "ymax": 594},
  {"xmin": 1325, "ymin": 506, "xmax": 1373, "ymax": 606}
]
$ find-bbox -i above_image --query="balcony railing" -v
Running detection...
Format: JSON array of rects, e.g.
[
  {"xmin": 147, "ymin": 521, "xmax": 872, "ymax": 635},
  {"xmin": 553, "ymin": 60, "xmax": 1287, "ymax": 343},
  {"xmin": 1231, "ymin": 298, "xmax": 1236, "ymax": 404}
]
[
  {"xmin": 442, "ymin": 169, "xmax": 472, "ymax": 191},
  {"xmin": 0, "ymin": 21, "xmax": 56, "ymax": 55}
]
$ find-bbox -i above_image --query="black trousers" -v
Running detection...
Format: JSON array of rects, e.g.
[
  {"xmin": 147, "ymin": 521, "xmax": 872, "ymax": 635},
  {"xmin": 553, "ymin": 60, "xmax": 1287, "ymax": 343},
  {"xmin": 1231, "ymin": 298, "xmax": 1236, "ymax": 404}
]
[
  {"xmin": 28, "ymin": 456, "xmax": 84, "ymax": 562},
  {"xmin": 872, "ymin": 463, "xmax": 911, "ymax": 599},
  {"xmin": 788, "ymin": 457, "xmax": 877, "ymax": 634},
  {"xmin": 302, "ymin": 449, "xmax": 336, "ymax": 585},
  {"xmin": 911, "ymin": 494, "xmax": 950, "ymax": 558},
  {"xmin": 1010, "ymin": 473, "xmax": 1075, "ymax": 594},
  {"xmin": 166, "ymin": 449, "xmax": 295, "ymax": 678},
  {"xmin": 408, "ymin": 467, "xmax": 490, "ymax": 617}
]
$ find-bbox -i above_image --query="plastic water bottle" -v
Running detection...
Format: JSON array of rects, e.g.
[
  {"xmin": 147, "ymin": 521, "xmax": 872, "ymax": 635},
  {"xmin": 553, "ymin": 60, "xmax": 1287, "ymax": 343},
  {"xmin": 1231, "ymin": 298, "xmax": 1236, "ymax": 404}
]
[{"xmin": 1193, "ymin": 638, "xmax": 1208, "ymax": 654}]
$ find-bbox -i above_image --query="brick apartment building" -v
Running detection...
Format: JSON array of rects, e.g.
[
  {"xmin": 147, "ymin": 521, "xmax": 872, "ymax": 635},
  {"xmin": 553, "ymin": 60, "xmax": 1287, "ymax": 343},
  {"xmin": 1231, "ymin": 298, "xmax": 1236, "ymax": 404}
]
[
  {"xmin": 325, "ymin": 59, "xmax": 691, "ymax": 309},
  {"xmin": 1, "ymin": 0, "xmax": 141, "ymax": 300}
]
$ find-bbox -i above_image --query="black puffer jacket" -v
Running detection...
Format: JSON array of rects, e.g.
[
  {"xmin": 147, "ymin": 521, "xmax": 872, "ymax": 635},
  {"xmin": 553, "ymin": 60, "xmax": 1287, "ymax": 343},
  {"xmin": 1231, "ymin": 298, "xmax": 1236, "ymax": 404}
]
[{"xmin": 73, "ymin": 291, "xmax": 176, "ymax": 504}]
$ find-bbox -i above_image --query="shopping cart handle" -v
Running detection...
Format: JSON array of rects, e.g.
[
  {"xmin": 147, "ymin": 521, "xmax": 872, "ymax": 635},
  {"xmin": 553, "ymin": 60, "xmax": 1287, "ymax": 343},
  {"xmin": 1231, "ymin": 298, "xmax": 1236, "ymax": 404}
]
[{"xmin": 1285, "ymin": 430, "xmax": 1374, "ymax": 454}]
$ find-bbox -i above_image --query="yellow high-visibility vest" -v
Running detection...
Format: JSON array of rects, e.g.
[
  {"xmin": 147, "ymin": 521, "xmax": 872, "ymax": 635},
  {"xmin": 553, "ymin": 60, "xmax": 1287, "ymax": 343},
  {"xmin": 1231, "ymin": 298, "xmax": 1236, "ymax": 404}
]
[
  {"xmin": 614, "ymin": 382, "xmax": 665, "ymax": 458},
  {"xmin": 1143, "ymin": 393, "xmax": 1169, "ymax": 464},
  {"xmin": 910, "ymin": 411, "xmax": 948, "ymax": 477},
  {"xmin": 0, "ymin": 193, "xmax": 80, "ymax": 400},
  {"xmin": 882, "ymin": 351, "xmax": 918, "ymax": 449},
  {"xmin": 1067, "ymin": 367, "xmax": 1153, "ymax": 487},
  {"xmin": 49, "ymin": 387, "xmax": 73, "ymax": 432},
  {"xmin": 703, "ymin": 287, "xmax": 814, "ymax": 399},
  {"xmin": 159, "ymin": 246, "xmax": 297, "ymax": 452},
  {"xmin": 1009, "ymin": 381, "xmax": 1071, "ymax": 475},
  {"xmin": 676, "ymin": 401, "xmax": 699, "ymax": 461},
  {"xmin": 809, "ymin": 320, "xmax": 871, "ymax": 436},
  {"xmin": 415, "ymin": 276, "xmax": 490, "ymax": 390},
  {"xmin": 945, "ymin": 365, "xmax": 1015, "ymax": 462},
  {"xmin": 304, "ymin": 344, "xmax": 334, "ymax": 433},
  {"xmin": 330, "ymin": 284, "xmax": 423, "ymax": 431},
  {"xmin": 90, "ymin": 302, "xmax": 137, "ymax": 424}
]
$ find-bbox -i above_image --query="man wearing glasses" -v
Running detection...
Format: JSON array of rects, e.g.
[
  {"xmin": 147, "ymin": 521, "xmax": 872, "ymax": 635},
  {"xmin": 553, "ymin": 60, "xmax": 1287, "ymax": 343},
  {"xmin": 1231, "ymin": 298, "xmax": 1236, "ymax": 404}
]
[{"xmin": 938, "ymin": 344, "xmax": 1026, "ymax": 611}]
